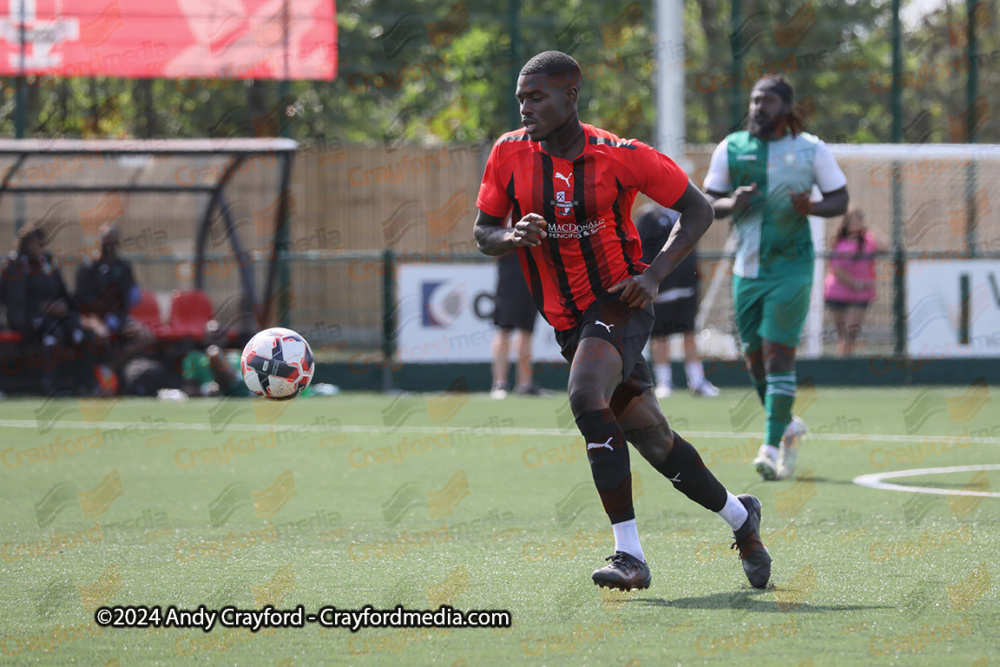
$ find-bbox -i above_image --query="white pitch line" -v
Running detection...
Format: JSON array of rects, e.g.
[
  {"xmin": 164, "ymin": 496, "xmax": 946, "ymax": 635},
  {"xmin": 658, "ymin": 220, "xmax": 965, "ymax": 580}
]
[
  {"xmin": 1, "ymin": 419, "xmax": 1000, "ymax": 445},
  {"xmin": 853, "ymin": 464, "xmax": 1000, "ymax": 497}
]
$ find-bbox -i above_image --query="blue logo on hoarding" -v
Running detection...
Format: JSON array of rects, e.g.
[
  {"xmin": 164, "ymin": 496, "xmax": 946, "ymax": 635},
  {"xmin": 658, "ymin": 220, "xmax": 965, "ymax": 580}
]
[
  {"xmin": 421, "ymin": 280, "xmax": 466, "ymax": 328},
  {"xmin": 422, "ymin": 281, "xmax": 445, "ymax": 327}
]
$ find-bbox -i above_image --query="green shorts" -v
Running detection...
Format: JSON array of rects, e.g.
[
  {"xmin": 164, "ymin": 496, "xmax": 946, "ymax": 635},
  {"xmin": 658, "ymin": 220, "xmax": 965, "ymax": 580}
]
[{"xmin": 733, "ymin": 273, "xmax": 813, "ymax": 353}]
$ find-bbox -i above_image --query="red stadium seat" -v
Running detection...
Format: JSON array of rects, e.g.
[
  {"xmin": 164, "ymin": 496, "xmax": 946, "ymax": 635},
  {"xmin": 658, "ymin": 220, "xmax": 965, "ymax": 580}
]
[
  {"xmin": 167, "ymin": 289, "xmax": 215, "ymax": 339},
  {"xmin": 132, "ymin": 289, "xmax": 167, "ymax": 335}
]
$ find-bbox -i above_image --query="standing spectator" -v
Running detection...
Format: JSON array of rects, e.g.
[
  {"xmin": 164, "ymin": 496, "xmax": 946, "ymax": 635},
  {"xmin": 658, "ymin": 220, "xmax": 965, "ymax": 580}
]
[
  {"xmin": 635, "ymin": 203, "xmax": 720, "ymax": 398},
  {"xmin": 824, "ymin": 209, "xmax": 885, "ymax": 356},
  {"xmin": 2, "ymin": 222, "xmax": 97, "ymax": 395},
  {"xmin": 490, "ymin": 251, "xmax": 550, "ymax": 398}
]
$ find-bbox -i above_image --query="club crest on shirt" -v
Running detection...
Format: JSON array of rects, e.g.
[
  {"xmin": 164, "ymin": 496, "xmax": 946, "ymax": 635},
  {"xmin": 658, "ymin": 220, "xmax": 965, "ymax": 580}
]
[{"xmin": 554, "ymin": 191, "xmax": 576, "ymax": 216}]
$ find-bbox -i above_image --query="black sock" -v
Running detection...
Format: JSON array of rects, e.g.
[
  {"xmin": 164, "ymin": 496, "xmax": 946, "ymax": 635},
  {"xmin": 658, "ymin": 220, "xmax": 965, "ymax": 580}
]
[
  {"xmin": 575, "ymin": 408, "xmax": 634, "ymax": 524},
  {"xmin": 654, "ymin": 433, "xmax": 727, "ymax": 512}
]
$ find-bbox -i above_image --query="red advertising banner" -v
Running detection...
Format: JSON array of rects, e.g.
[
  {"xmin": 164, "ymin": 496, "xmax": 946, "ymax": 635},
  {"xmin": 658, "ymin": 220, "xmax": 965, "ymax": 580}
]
[{"xmin": 0, "ymin": 0, "xmax": 336, "ymax": 80}]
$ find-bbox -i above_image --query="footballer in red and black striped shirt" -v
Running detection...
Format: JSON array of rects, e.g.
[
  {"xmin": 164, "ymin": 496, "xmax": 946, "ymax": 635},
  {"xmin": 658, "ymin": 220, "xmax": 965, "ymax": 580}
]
[
  {"xmin": 474, "ymin": 51, "xmax": 772, "ymax": 593},
  {"xmin": 476, "ymin": 122, "xmax": 689, "ymax": 331}
]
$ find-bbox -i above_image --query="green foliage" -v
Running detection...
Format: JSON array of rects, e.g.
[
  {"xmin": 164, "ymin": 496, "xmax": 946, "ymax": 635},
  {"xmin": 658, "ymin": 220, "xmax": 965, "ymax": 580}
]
[{"xmin": 0, "ymin": 1, "xmax": 996, "ymax": 145}]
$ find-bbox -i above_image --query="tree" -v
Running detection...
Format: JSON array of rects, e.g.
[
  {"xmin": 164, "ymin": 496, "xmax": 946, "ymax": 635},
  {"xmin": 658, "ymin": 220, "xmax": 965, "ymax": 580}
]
[{"xmin": 0, "ymin": 0, "xmax": 994, "ymax": 145}]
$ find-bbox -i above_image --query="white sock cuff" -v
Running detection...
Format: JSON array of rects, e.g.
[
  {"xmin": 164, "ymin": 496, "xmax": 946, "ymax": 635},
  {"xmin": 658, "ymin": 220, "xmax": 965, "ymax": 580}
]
[
  {"xmin": 611, "ymin": 519, "xmax": 645, "ymax": 562},
  {"xmin": 717, "ymin": 492, "xmax": 749, "ymax": 531},
  {"xmin": 685, "ymin": 360, "xmax": 705, "ymax": 387},
  {"xmin": 655, "ymin": 363, "xmax": 672, "ymax": 386}
]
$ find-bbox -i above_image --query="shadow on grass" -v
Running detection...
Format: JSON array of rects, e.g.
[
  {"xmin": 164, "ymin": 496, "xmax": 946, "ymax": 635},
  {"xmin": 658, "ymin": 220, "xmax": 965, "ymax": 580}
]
[{"xmin": 630, "ymin": 589, "xmax": 890, "ymax": 613}]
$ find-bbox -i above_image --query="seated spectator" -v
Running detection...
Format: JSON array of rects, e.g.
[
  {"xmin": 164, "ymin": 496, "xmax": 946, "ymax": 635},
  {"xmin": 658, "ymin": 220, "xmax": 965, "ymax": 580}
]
[
  {"xmin": 75, "ymin": 222, "xmax": 152, "ymax": 375},
  {"xmin": 2, "ymin": 222, "xmax": 97, "ymax": 395}
]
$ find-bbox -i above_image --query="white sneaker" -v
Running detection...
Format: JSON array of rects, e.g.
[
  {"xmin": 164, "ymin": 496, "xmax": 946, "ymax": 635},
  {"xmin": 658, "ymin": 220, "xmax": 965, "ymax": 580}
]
[
  {"xmin": 777, "ymin": 444, "xmax": 798, "ymax": 480},
  {"xmin": 777, "ymin": 416, "xmax": 808, "ymax": 479},
  {"xmin": 654, "ymin": 383, "xmax": 672, "ymax": 399},
  {"xmin": 752, "ymin": 446, "xmax": 778, "ymax": 481},
  {"xmin": 490, "ymin": 383, "xmax": 508, "ymax": 400},
  {"xmin": 783, "ymin": 415, "xmax": 809, "ymax": 443},
  {"xmin": 690, "ymin": 380, "xmax": 720, "ymax": 398}
]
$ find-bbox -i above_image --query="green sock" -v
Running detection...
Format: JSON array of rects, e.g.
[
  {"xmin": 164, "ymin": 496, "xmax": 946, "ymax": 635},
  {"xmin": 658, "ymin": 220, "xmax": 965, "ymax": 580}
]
[{"xmin": 764, "ymin": 372, "xmax": 796, "ymax": 446}]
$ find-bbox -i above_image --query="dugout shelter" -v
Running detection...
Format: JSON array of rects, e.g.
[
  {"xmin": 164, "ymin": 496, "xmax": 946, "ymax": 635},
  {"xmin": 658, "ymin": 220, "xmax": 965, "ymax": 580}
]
[{"xmin": 0, "ymin": 138, "xmax": 298, "ymax": 392}]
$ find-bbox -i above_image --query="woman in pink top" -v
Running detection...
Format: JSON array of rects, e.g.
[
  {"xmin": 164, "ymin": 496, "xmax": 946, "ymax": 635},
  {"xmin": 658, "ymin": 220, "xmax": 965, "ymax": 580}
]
[{"xmin": 824, "ymin": 209, "xmax": 886, "ymax": 356}]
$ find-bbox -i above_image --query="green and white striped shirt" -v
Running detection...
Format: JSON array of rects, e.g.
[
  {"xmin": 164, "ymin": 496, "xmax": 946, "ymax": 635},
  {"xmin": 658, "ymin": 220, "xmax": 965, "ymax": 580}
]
[{"xmin": 704, "ymin": 131, "xmax": 846, "ymax": 279}]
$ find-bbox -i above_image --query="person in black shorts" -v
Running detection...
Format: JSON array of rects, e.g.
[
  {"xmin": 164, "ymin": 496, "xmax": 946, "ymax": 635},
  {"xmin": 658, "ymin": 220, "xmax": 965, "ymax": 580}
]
[
  {"xmin": 491, "ymin": 251, "xmax": 550, "ymax": 398},
  {"xmin": 473, "ymin": 51, "xmax": 771, "ymax": 592},
  {"xmin": 635, "ymin": 204, "xmax": 719, "ymax": 398}
]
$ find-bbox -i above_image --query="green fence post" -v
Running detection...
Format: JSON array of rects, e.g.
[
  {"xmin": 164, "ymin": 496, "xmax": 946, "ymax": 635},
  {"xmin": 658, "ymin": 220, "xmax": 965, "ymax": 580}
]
[
  {"xmin": 965, "ymin": 0, "xmax": 979, "ymax": 258},
  {"xmin": 382, "ymin": 248, "xmax": 396, "ymax": 392},
  {"xmin": 507, "ymin": 0, "xmax": 521, "ymax": 131},
  {"xmin": 729, "ymin": 0, "xmax": 743, "ymax": 131},
  {"xmin": 892, "ymin": 165, "xmax": 906, "ymax": 357},
  {"xmin": 14, "ymin": 5, "xmax": 25, "ymax": 231},
  {"xmin": 890, "ymin": 0, "xmax": 906, "ymax": 357}
]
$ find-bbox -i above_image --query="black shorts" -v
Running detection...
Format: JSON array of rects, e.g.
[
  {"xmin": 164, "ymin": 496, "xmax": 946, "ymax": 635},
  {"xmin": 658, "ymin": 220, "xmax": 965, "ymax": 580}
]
[
  {"xmin": 555, "ymin": 296, "xmax": 655, "ymax": 395},
  {"xmin": 826, "ymin": 299, "xmax": 869, "ymax": 312},
  {"xmin": 651, "ymin": 295, "xmax": 697, "ymax": 336},
  {"xmin": 493, "ymin": 255, "xmax": 537, "ymax": 333}
]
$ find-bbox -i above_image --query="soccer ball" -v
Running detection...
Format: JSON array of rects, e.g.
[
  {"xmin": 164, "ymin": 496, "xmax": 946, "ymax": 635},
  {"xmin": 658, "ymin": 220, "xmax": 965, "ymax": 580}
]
[{"xmin": 240, "ymin": 327, "xmax": 315, "ymax": 400}]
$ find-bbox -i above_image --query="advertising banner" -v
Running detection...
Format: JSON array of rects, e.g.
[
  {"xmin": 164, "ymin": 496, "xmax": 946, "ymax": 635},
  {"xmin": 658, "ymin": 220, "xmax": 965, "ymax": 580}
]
[
  {"xmin": 0, "ymin": 0, "xmax": 336, "ymax": 79},
  {"xmin": 907, "ymin": 260, "xmax": 1000, "ymax": 358},
  {"xmin": 396, "ymin": 263, "xmax": 565, "ymax": 364}
]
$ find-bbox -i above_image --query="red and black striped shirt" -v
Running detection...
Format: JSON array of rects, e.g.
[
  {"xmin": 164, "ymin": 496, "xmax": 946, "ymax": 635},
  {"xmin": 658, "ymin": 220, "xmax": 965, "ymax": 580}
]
[{"xmin": 476, "ymin": 123, "xmax": 689, "ymax": 331}]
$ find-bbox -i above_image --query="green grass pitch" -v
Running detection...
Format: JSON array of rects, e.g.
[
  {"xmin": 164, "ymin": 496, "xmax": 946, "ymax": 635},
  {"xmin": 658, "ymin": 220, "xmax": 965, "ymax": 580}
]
[{"xmin": 1, "ymin": 385, "xmax": 997, "ymax": 665}]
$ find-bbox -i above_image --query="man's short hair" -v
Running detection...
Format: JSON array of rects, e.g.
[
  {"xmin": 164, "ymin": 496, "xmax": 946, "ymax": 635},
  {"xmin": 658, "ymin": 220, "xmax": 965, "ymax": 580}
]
[{"xmin": 520, "ymin": 51, "xmax": 581, "ymax": 89}]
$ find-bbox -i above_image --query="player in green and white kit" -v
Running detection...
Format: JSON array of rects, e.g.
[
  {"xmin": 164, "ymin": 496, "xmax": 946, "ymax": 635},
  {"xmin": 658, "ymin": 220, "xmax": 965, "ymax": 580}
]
[{"xmin": 704, "ymin": 75, "xmax": 849, "ymax": 480}]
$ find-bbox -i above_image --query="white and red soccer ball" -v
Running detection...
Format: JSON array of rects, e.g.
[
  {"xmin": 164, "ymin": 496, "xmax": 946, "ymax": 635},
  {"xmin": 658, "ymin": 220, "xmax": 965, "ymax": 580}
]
[{"xmin": 241, "ymin": 327, "xmax": 315, "ymax": 400}]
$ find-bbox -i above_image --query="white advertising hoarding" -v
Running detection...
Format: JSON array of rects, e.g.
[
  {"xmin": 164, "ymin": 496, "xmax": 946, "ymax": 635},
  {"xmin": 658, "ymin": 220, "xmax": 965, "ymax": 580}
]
[
  {"xmin": 395, "ymin": 263, "xmax": 566, "ymax": 363},
  {"xmin": 907, "ymin": 260, "xmax": 1000, "ymax": 358}
]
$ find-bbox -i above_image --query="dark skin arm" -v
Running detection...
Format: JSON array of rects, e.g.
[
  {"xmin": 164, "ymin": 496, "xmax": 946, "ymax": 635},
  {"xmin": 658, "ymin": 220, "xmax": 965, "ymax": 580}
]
[
  {"xmin": 474, "ymin": 211, "xmax": 547, "ymax": 256},
  {"xmin": 474, "ymin": 183, "xmax": 713, "ymax": 309},
  {"xmin": 789, "ymin": 185, "xmax": 849, "ymax": 218},
  {"xmin": 705, "ymin": 184, "xmax": 759, "ymax": 219},
  {"xmin": 610, "ymin": 182, "xmax": 715, "ymax": 309},
  {"xmin": 707, "ymin": 184, "xmax": 849, "ymax": 219}
]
